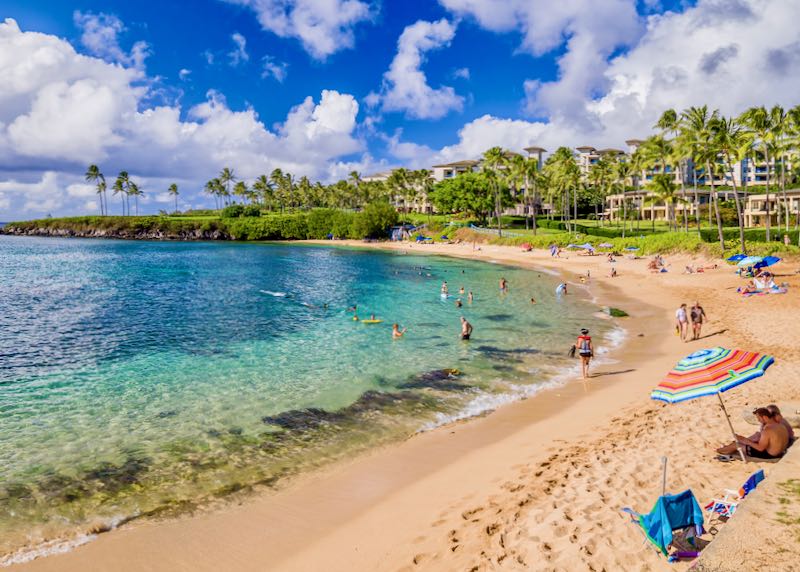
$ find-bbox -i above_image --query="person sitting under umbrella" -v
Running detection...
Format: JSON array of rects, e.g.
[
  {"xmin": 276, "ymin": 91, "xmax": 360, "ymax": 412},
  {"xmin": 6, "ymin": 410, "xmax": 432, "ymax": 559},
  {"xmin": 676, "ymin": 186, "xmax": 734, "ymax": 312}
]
[
  {"xmin": 731, "ymin": 407, "xmax": 790, "ymax": 460},
  {"xmin": 717, "ymin": 404, "xmax": 795, "ymax": 457}
]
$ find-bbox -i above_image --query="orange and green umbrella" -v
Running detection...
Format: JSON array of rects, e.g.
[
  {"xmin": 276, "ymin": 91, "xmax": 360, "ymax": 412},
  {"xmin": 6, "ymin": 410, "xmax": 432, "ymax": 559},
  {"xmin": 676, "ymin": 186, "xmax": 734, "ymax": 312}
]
[{"xmin": 651, "ymin": 347, "xmax": 775, "ymax": 461}]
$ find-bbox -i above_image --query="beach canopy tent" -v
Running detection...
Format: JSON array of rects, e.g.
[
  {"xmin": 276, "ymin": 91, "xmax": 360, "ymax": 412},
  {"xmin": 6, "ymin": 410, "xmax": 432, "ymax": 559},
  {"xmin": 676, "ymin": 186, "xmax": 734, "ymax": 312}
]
[
  {"xmin": 622, "ymin": 489, "xmax": 705, "ymax": 557},
  {"xmin": 567, "ymin": 243, "xmax": 594, "ymax": 251},
  {"xmin": 415, "ymin": 235, "xmax": 433, "ymax": 242},
  {"xmin": 625, "ymin": 246, "xmax": 640, "ymax": 251},
  {"xmin": 754, "ymin": 256, "xmax": 781, "ymax": 269},
  {"xmin": 598, "ymin": 242, "xmax": 614, "ymax": 248},
  {"xmin": 651, "ymin": 347, "xmax": 775, "ymax": 462},
  {"xmin": 390, "ymin": 225, "xmax": 416, "ymax": 241},
  {"xmin": 727, "ymin": 254, "xmax": 747, "ymax": 263}
]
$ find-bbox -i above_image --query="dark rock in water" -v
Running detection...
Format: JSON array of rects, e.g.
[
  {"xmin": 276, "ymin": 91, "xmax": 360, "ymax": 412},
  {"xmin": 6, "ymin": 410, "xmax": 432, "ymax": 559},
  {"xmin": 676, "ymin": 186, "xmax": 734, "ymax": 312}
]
[
  {"xmin": 228, "ymin": 427, "xmax": 243, "ymax": 436},
  {"xmin": 83, "ymin": 457, "xmax": 151, "ymax": 494},
  {"xmin": 262, "ymin": 408, "xmax": 346, "ymax": 430},
  {"xmin": 491, "ymin": 364, "xmax": 516, "ymax": 372},
  {"xmin": 37, "ymin": 472, "xmax": 89, "ymax": 502},
  {"xmin": 347, "ymin": 390, "xmax": 408, "ymax": 414},
  {"xmin": 1, "ymin": 482, "xmax": 33, "ymax": 501},
  {"xmin": 207, "ymin": 429, "xmax": 223, "ymax": 438},
  {"xmin": 483, "ymin": 314, "xmax": 514, "ymax": 322},
  {"xmin": 398, "ymin": 369, "xmax": 467, "ymax": 392},
  {"xmin": 416, "ymin": 322, "xmax": 444, "ymax": 328},
  {"xmin": 157, "ymin": 410, "xmax": 178, "ymax": 419}
]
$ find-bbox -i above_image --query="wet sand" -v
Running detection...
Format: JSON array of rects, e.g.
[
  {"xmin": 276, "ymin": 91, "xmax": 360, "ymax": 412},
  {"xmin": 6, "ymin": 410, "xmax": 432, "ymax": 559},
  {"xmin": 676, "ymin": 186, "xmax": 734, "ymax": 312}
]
[{"xmin": 12, "ymin": 241, "xmax": 800, "ymax": 571}]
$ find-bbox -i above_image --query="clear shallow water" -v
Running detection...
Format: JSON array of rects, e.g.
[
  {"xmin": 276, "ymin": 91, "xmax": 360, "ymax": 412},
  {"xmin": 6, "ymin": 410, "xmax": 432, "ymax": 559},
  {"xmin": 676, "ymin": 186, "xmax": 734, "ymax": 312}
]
[{"xmin": 0, "ymin": 236, "xmax": 612, "ymax": 558}]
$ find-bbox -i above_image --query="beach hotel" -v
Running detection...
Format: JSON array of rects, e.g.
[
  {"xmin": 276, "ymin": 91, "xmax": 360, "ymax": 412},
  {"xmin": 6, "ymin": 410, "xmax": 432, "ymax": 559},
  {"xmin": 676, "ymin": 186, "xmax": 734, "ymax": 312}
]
[{"xmin": 364, "ymin": 141, "xmax": 794, "ymax": 227}]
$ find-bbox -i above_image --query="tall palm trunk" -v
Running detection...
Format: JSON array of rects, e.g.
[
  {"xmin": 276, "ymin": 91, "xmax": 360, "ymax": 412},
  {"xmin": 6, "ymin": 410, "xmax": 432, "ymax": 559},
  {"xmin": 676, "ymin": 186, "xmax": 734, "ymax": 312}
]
[
  {"xmin": 622, "ymin": 194, "xmax": 627, "ymax": 238},
  {"xmin": 677, "ymin": 160, "xmax": 688, "ymax": 232},
  {"xmin": 692, "ymin": 163, "xmax": 700, "ymax": 235},
  {"xmin": 725, "ymin": 154, "xmax": 746, "ymax": 254},
  {"xmin": 781, "ymin": 153, "xmax": 789, "ymax": 231},
  {"xmin": 764, "ymin": 147, "xmax": 771, "ymax": 241}
]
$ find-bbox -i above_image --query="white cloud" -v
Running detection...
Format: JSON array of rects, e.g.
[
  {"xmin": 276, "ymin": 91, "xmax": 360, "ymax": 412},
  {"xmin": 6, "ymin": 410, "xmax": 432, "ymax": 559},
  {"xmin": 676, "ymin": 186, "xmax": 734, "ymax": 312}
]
[
  {"xmin": 453, "ymin": 67, "xmax": 470, "ymax": 80},
  {"xmin": 226, "ymin": 0, "xmax": 374, "ymax": 60},
  {"xmin": 370, "ymin": 19, "xmax": 463, "ymax": 120},
  {"xmin": 261, "ymin": 55, "xmax": 288, "ymax": 81},
  {"xmin": 391, "ymin": 0, "xmax": 800, "ymax": 164},
  {"xmin": 179, "ymin": 68, "xmax": 191, "ymax": 80},
  {"xmin": 204, "ymin": 50, "xmax": 215, "ymax": 65},
  {"xmin": 0, "ymin": 18, "xmax": 366, "ymax": 219},
  {"xmin": 440, "ymin": 0, "xmax": 642, "ymax": 127},
  {"xmin": 73, "ymin": 11, "xmax": 150, "ymax": 70},
  {"xmin": 228, "ymin": 32, "xmax": 249, "ymax": 66}
]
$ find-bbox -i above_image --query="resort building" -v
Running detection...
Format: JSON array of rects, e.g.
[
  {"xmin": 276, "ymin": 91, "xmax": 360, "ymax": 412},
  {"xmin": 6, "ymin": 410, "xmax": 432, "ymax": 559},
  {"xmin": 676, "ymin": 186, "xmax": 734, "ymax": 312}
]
[
  {"xmin": 743, "ymin": 190, "xmax": 800, "ymax": 227},
  {"xmin": 604, "ymin": 189, "xmax": 739, "ymax": 222},
  {"xmin": 430, "ymin": 160, "xmax": 480, "ymax": 182}
]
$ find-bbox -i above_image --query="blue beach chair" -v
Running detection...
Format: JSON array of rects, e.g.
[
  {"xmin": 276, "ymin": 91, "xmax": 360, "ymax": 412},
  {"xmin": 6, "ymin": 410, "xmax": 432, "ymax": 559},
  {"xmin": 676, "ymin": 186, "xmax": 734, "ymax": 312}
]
[
  {"xmin": 705, "ymin": 469, "xmax": 765, "ymax": 518},
  {"xmin": 622, "ymin": 489, "xmax": 705, "ymax": 561}
]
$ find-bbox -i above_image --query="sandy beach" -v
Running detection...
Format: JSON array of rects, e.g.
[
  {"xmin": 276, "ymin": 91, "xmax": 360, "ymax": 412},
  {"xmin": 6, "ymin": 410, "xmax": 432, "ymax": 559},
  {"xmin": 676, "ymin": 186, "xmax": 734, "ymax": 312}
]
[{"xmin": 11, "ymin": 240, "xmax": 800, "ymax": 572}]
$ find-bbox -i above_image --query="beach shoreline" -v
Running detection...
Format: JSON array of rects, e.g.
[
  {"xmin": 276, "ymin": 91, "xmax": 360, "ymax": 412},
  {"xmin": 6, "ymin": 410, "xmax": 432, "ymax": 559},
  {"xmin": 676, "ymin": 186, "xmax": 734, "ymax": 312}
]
[{"xmin": 10, "ymin": 240, "xmax": 800, "ymax": 571}]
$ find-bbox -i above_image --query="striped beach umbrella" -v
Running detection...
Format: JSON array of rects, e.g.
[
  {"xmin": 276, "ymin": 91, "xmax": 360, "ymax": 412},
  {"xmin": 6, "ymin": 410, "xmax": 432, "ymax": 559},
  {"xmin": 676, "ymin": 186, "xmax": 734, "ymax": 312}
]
[{"xmin": 651, "ymin": 347, "xmax": 775, "ymax": 461}]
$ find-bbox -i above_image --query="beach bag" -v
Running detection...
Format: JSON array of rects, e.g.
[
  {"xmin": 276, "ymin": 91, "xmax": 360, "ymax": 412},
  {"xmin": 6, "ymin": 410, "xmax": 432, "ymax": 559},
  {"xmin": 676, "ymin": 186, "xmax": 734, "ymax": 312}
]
[{"xmin": 568, "ymin": 345, "xmax": 576, "ymax": 358}]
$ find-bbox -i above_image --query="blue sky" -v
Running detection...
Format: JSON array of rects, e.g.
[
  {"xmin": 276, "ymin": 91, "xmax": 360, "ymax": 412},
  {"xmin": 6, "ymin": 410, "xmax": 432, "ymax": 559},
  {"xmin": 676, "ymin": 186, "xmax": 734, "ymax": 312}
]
[{"xmin": 2, "ymin": 0, "xmax": 798, "ymax": 218}]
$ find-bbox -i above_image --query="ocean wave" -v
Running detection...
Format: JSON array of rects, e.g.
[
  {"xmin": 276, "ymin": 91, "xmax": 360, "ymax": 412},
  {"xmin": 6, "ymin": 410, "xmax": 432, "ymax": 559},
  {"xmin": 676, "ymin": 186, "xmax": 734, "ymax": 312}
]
[
  {"xmin": 0, "ymin": 535, "xmax": 96, "ymax": 567},
  {"xmin": 259, "ymin": 290, "xmax": 288, "ymax": 297}
]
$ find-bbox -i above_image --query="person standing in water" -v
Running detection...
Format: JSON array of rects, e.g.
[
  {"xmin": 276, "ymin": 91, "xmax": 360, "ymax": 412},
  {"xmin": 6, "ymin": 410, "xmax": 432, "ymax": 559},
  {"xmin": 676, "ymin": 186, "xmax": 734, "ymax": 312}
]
[
  {"xmin": 392, "ymin": 323, "xmax": 407, "ymax": 338},
  {"xmin": 499, "ymin": 277, "xmax": 508, "ymax": 293},
  {"xmin": 467, "ymin": 291, "xmax": 474, "ymax": 303},
  {"xmin": 460, "ymin": 317, "xmax": 473, "ymax": 340},
  {"xmin": 459, "ymin": 286, "xmax": 465, "ymax": 295},
  {"xmin": 441, "ymin": 281, "xmax": 449, "ymax": 295},
  {"xmin": 575, "ymin": 328, "xmax": 593, "ymax": 379}
]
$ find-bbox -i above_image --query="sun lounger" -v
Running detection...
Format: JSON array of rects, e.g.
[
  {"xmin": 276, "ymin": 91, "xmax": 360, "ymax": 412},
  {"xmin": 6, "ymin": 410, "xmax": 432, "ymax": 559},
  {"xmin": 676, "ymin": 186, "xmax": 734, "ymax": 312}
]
[
  {"xmin": 704, "ymin": 469, "xmax": 765, "ymax": 518},
  {"xmin": 622, "ymin": 489, "xmax": 705, "ymax": 560}
]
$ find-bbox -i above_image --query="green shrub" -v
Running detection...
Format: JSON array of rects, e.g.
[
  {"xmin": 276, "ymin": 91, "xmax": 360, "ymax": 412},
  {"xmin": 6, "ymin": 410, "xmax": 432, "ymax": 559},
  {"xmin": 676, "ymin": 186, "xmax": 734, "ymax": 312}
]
[
  {"xmin": 242, "ymin": 205, "xmax": 262, "ymax": 217},
  {"xmin": 350, "ymin": 202, "xmax": 399, "ymax": 238},
  {"xmin": 221, "ymin": 205, "xmax": 245, "ymax": 218}
]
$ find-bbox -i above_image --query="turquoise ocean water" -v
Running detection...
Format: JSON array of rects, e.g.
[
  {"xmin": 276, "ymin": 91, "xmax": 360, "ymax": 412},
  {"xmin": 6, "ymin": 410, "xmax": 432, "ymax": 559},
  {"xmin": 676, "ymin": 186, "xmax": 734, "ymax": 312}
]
[{"xmin": 0, "ymin": 236, "xmax": 615, "ymax": 560}]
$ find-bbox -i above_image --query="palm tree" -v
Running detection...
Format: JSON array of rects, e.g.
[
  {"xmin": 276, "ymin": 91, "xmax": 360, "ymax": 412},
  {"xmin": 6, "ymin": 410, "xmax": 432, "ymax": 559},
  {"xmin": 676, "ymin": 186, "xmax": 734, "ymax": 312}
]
[
  {"xmin": 711, "ymin": 115, "xmax": 748, "ymax": 253},
  {"xmin": 168, "ymin": 183, "xmax": 179, "ymax": 213},
  {"xmin": 233, "ymin": 181, "xmax": 249, "ymax": 204},
  {"xmin": 680, "ymin": 105, "xmax": 718, "ymax": 237},
  {"xmin": 252, "ymin": 175, "xmax": 273, "ymax": 209},
  {"xmin": 270, "ymin": 169, "xmax": 286, "ymax": 212},
  {"xmin": 415, "ymin": 169, "xmax": 435, "ymax": 219},
  {"xmin": 613, "ymin": 159, "xmax": 634, "ymax": 237},
  {"xmin": 770, "ymin": 105, "xmax": 790, "ymax": 231},
  {"xmin": 204, "ymin": 179, "xmax": 220, "ymax": 210},
  {"xmin": 113, "ymin": 175, "xmax": 126, "ymax": 216},
  {"xmin": 646, "ymin": 174, "xmax": 684, "ymax": 231},
  {"xmin": 219, "ymin": 167, "xmax": 236, "ymax": 207},
  {"xmin": 117, "ymin": 171, "xmax": 131, "ymax": 216},
  {"xmin": 739, "ymin": 106, "xmax": 774, "ymax": 240},
  {"xmin": 522, "ymin": 157, "xmax": 540, "ymax": 233},
  {"xmin": 482, "ymin": 146, "xmax": 506, "ymax": 236},
  {"xmin": 85, "ymin": 164, "xmax": 106, "ymax": 216}
]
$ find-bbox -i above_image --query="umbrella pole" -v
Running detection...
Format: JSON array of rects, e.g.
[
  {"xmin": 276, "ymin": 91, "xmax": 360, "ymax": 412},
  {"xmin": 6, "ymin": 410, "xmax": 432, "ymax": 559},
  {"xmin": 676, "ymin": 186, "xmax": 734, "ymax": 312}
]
[
  {"xmin": 717, "ymin": 392, "xmax": 747, "ymax": 463},
  {"xmin": 661, "ymin": 456, "xmax": 668, "ymax": 496}
]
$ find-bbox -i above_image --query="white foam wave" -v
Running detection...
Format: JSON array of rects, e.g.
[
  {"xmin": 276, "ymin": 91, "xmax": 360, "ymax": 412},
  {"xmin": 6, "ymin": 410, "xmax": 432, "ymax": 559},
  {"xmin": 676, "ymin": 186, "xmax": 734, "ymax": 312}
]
[
  {"xmin": 260, "ymin": 290, "xmax": 288, "ymax": 297},
  {"xmin": 0, "ymin": 535, "xmax": 96, "ymax": 567}
]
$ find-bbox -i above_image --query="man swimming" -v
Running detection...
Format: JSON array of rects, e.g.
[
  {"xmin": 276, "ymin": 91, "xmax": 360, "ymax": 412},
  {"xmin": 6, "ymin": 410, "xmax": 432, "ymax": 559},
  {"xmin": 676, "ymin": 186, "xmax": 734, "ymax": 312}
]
[
  {"xmin": 460, "ymin": 317, "xmax": 473, "ymax": 340},
  {"xmin": 392, "ymin": 323, "xmax": 407, "ymax": 339}
]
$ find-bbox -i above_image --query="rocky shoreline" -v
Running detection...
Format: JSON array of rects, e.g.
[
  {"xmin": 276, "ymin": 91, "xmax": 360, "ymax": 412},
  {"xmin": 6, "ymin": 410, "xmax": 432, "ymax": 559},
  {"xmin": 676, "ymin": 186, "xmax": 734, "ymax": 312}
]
[{"xmin": 0, "ymin": 225, "xmax": 230, "ymax": 241}]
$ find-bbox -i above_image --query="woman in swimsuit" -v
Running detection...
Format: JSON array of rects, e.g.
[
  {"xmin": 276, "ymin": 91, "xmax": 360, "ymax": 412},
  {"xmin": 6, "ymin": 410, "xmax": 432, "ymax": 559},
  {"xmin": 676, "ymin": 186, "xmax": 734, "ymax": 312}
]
[{"xmin": 575, "ymin": 328, "xmax": 593, "ymax": 379}]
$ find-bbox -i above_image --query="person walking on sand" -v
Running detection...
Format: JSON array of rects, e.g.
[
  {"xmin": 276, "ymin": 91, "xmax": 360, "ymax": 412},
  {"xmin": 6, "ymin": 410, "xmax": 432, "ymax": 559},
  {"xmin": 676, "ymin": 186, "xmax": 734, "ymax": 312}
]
[
  {"xmin": 690, "ymin": 301, "xmax": 707, "ymax": 341},
  {"xmin": 460, "ymin": 317, "xmax": 473, "ymax": 340},
  {"xmin": 392, "ymin": 323, "xmax": 407, "ymax": 339},
  {"xmin": 675, "ymin": 303, "xmax": 689, "ymax": 341},
  {"xmin": 575, "ymin": 328, "xmax": 593, "ymax": 379}
]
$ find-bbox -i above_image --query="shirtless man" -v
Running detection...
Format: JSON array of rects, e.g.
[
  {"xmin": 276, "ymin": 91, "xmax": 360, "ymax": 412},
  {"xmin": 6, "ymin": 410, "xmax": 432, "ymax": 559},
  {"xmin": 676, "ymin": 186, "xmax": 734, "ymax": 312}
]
[
  {"xmin": 460, "ymin": 317, "xmax": 473, "ymax": 340},
  {"xmin": 499, "ymin": 277, "xmax": 508, "ymax": 293},
  {"xmin": 392, "ymin": 323, "xmax": 407, "ymax": 339},
  {"xmin": 735, "ymin": 408, "xmax": 790, "ymax": 459},
  {"xmin": 441, "ymin": 281, "xmax": 449, "ymax": 295},
  {"xmin": 690, "ymin": 301, "xmax": 707, "ymax": 340},
  {"xmin": 467, "ymin": 291, "xmax": 474, "ymax": 303},
  {"xmin": 718, "ymin": 404, "xmax": 795, "ymax": 455}
]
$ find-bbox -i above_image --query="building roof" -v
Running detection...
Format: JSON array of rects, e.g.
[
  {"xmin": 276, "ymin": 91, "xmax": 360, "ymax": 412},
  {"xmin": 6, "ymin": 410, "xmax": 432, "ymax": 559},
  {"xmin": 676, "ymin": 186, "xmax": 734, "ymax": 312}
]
[
  {"xmin": 575, "ymin": 146, "xmax": 596, "ymax": 152},
  {"xmin": 362, "ymin": 170, "xmax": 393, "ymax": 180},
  {"xmin": 524, "ymin": 146, "xmax": 547, "ymax": 153},
  {"xmin": 625, "ymin": 139, "xmax": 645, "ymax": 146},
  {"xmin": 598, "ymin": 148, "xmax": 625, "ymax": 155},
  {"xmin": 431, "ymin": 160, "xmax": 479, "ymax": 168}
]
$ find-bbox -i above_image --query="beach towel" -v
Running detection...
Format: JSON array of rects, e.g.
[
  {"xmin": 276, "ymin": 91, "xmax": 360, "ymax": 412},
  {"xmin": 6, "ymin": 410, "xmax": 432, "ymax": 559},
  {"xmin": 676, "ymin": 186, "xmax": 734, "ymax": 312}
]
[{"xmin": 626, "ymin": 490, "xmax": 704, "ymax": 556}]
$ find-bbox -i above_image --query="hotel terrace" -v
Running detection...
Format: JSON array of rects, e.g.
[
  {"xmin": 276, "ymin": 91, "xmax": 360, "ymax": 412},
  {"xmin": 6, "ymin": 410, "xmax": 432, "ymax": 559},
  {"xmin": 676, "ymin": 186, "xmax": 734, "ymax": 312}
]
[{"xmin": 363, "ymin": 143, "xmax": 795, "ymax": 228}]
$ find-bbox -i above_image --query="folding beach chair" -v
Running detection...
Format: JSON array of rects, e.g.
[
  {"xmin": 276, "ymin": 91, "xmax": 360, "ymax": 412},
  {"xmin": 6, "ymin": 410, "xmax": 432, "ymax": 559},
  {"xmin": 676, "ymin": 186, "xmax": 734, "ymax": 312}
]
[
  {"xmin": 622, "ymin": 489, "xmax": 705, "ymax": 562},
  {"xmin": 704, "ymin": 469, "xmax": 765, "ymax": 518}
]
